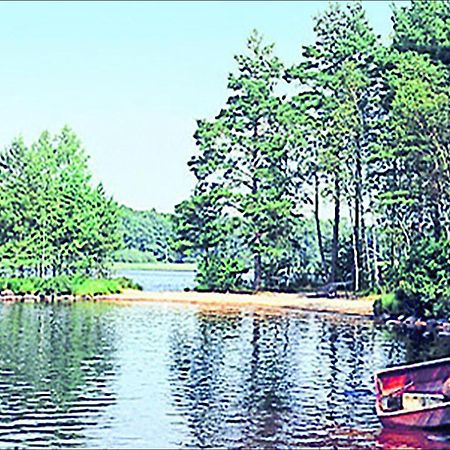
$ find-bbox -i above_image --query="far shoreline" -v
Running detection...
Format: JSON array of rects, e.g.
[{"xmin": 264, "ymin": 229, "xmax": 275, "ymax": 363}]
[
  {"xmin": 112, "ymin": 262, "xmax": 196, "ymax": 272},
  {"xmin": 98, "ymin": 290, "xmax": 375, "ymax": 317}
]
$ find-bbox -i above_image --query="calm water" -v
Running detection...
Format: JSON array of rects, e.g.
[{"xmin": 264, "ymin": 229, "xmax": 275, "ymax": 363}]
[
  {"xmin": 116, "ymin": 269, "xmax": 196, "ymax": 292},
  {"xmin": 1, "ymin": 302, "xmax": 450, "ymax": 449}
]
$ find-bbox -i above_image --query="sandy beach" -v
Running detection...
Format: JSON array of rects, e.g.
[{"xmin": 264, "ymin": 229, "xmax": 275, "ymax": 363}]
[{"xmin": 98, "ymin": 290, "xmax": 375, "ymax": 316}]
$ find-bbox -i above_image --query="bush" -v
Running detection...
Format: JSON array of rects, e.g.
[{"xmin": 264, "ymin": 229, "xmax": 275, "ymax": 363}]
[
  {"xmin": 195, "ymin": 255, "xmax": 247, "ymax": 292},
  {"xmin": 38, "ymin": 276, "xmax": 73, "ymax": 294},
  {"xmin": 0, "ymin": 276, "xmax": 142, "ymax": 296},
  {"xmin": 394, "ymin": 236, "xmax": 450, "ymax": 318},
  {"xmin": 0, "ymin": 277, "xmax": 40, "ymax": 294},
  {"xmin": 115, "ymin": 276, "xmax": 143, "ymax": 291}
]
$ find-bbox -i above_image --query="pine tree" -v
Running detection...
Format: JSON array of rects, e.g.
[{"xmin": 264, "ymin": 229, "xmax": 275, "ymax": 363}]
[{"xmin": 289, "ymin": 2, "xmax": 383, "ymax": 288}]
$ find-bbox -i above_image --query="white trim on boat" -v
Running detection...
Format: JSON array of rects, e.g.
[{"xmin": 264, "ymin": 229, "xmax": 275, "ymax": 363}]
[{"xmin": 376, "ymin": 357, "xmax": 450, "ymax": 377}]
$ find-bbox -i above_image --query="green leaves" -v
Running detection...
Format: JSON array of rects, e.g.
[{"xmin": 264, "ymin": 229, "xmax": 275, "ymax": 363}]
[
  {"xmin": 393, "ymin": 0, "xmax": 450, "ymax": 64},
  {"xmin": 0, "ymin": 127, "xmax": 121, "ymax": 278},
  {"xmin": 117, "ymin": 206, "xmax": 176, "ymax": 263},
  {"xmin": 176, "ymin": 30, "xmax": 301, "ymax": 291}
]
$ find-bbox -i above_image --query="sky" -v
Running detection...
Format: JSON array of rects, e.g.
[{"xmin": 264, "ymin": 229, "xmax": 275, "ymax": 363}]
[{"xmin": 0, "ymin": 1, "xmax": 408, "ymax": 212}]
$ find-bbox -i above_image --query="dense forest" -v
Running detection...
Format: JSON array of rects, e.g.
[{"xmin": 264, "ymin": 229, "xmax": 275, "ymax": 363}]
[{"xmin": 174, "ymin": 0, "xmax": 450, "ymax": 316}]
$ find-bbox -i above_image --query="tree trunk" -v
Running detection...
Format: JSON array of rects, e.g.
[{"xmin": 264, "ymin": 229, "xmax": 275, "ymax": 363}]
[
  {"xmin": 352, "ymin": 194, "xmax": 361, "ymax": 291},
  {"xmin": 314, "ymin": 172, "xmax": 327, "ymax": 279},
  {"xmin": 251, "ymin": 119, "xmax": 262, "ymax": 292},
  {"xmin": 352, "ymin": 143, "xmax": 363, "ymax": 292},
  {"xmin": 372, "ymin": 222, "xmax": 380, "ymax": 288},
  {"xmin": 330, "ymin": 174, "xmax": 340, "ymax": 283},
  {"xmin": 253, "ymin": 252, "xmax": 262, "ymax": 291}
]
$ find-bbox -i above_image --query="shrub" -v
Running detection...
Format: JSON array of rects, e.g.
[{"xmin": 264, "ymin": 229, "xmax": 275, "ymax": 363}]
[
  {"xmin": 0, "ymin": 277, "xmax": 40, "ymax": 294},
  {"xmin": 0, "ymin": 276, "xmax": 142, "ymax": 296},
  {"xmin": 395, "ymin": 236, "xmax": 450, "ymax": 318},
  {"xmin": 115, "ymin": 276, "xmax": 143, "ymax": 291},
  {"xmin": 38, "ymin": 276, "xmax": 73, "ymax": 294}
]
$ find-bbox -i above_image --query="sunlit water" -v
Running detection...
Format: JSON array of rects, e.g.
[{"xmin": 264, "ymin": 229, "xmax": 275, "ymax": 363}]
[{"xmin": 1, "ymin": 301, "xmax": 450, "ymax": 449}]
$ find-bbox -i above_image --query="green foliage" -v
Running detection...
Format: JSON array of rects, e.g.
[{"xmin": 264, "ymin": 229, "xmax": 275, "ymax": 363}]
[
  {"xmin": 117, "ymin": 206, "xmax": 177, "ymax": 263},
  {"xmin": 176, "ymin": 30, "xmax": 301, "ymax": 292},
  {"xmin": 173, "ymin": 2, "xmax": 450, "ymax": 316},
  {"xmin": 114, "ymin": 248, "xmax": 156, "ymax": 263},
  {"xmin": 195, "ymin": 255, "xmax": 248, "ymax": 293},
  {"xmin": 374, "ymin": 292, "xmax": 402, "ymax": 316},
  {"xmin": 0, "ymin": 127, "xmax": 122, "ymax": 277},
  {"xmin": 393, "ymin": 0, "xmax": 450, "ymax": 64},
  {"xmin": 287, "ymin": 2, "xmax": 383, "ymax": 289},
  {"xmin": 394, "ymin": 237, "xmax": 450, "ymax": 317}
]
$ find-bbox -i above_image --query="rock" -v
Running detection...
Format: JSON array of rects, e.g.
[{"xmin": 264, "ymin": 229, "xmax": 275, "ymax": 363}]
[
  {"xmin": 23, "ymin": 294, "xmax": 38, "ymax": 302},
  {"xmin": 0, "ymin": 289, "xmax": 14, "ymax": 297},
  {"xmin": 386, "ymin": 319, "xmax": 402, "ymax": 328},
  {"xmin": 437, "ymin": 322, "xmax": 450, "ymax": 332},
  {"xmin": 379, "ymin": 313, "xmax": 391, "ymax": 322},
  {"xmin": 414, "ymin": 319, "xmax": 427, "ymax": 330},
  {"xmin": 403, "ymin": 316, "xmax": 417, "ymax": 330}
]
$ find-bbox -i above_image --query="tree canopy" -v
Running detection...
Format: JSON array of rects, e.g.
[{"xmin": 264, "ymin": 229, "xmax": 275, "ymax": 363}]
[
  {"xmin": 0, "ymin": 127, "xmax": 121, "ymax": 278},
  {"xmin": 175, "ymin": 0, "xmax": 450, "ymax": 316}
]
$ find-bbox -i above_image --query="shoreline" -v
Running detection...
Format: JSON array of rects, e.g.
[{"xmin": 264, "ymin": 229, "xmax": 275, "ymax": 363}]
[
  {"xmin": 112, "ymin": 262, "xmax": 196, "ymax": 272},
  {"xmin": 98, "ymin": 290, "xmax": 375, "ymax": 316}
]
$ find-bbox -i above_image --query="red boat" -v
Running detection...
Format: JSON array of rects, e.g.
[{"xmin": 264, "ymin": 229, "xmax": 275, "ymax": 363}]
[{"xmin": 375, "ymin": 357, "xmax": 450, "ymax": 429}]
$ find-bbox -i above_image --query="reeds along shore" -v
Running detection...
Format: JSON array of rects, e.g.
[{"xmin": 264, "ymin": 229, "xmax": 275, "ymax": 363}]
[{"xmin": 0, "ymin": 290, "xmax": 101, "ymax": 303}]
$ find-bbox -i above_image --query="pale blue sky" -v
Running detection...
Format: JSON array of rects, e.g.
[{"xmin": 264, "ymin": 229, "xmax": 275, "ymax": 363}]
[{"xmin": 0, "ymin": 1, "xmax": 407, "ymax": 212}]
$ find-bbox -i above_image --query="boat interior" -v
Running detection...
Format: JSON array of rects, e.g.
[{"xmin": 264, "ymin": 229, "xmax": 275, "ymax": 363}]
[{"xmin": 376, "ymin": 359, "xmax": 450, "ymax": 414}]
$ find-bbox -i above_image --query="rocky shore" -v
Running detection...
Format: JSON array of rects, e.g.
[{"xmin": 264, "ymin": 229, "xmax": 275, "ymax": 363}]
[
  {"xmin": 378, "ymin": 313, "xmax": 450, "ymax": 338},
  {"xmin": 0, "ymin": 289, "xmax": 100, "ymax": 303}
]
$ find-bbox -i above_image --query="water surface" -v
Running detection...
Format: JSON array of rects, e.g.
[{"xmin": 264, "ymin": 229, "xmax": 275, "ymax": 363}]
[
  {"xmin": 0, "ymin": 302, "xmax": 449, "ymax": 449},
  {"xmin": 116, "ymin": 269, "xmax": 195, "ymax": 292}
]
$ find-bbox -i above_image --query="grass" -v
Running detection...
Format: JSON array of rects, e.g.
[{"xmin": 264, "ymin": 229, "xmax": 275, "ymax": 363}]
[
  {"xmin": 112, "ymin": 262, "xmax": 197, "ymax": 272},
  {"xmin": 0, "ymin": 276, "xmax": 142, "ymax": 295}
]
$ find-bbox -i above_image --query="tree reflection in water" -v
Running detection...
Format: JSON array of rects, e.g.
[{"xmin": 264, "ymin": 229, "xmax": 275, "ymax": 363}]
[
  {"xmin": 1, "ymin": 302, "xmax": 448, "ymax": 448},
  {"xmin": 167, "ymin": 309, "xmax": 450, "ymax": 449},
  {"xmin": 0, "ymin": 302, "xmax": 118, "ymax": 447}
]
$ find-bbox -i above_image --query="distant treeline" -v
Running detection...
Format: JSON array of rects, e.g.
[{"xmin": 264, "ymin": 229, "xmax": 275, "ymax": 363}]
[
  {"xmin": 174, "ymin": 1, "xmax": 450, "ymax": 316},
  {"xmin": 115, "ymin": 206, "xmax": 180, "ymax": 263}
]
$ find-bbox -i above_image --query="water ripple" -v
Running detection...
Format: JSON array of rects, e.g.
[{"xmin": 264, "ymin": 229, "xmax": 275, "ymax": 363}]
[{"xmin": 0, "ymin": 302, "xmax": 449, "ymax": 448}]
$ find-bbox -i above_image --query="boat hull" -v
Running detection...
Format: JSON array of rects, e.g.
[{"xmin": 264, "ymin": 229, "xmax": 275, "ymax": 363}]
[
  {"xmin": 375, "ymin": 357, "xmax": 450, "ymax": 429},
  {"xmin": 379, "ymin": 403, "xmax": 450, "ymax": 429}
]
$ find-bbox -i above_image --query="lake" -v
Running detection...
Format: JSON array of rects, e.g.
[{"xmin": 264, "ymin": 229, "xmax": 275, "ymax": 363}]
[
  {"xmin": 116, "ymin": 269, "xmax": 196, "ymax": 292},
  {"xmin": 1, "ymin": 301, "xmax": 450, "ymax": 449}
]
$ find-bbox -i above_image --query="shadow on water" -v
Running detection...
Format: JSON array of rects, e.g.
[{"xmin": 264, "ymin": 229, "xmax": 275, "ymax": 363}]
[{"xmin": 0, "ymin": 302, "xmax": 118, "ymax": 448}]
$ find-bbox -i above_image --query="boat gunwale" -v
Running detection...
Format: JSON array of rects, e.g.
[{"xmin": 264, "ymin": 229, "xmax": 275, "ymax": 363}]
[
  {"xmin": 377, "ymin": 400, "xmax": 450, "ymax": 418},
  {"xmin": 376, "ymin": 357, "xmax": 450, "ymax": 378}
]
